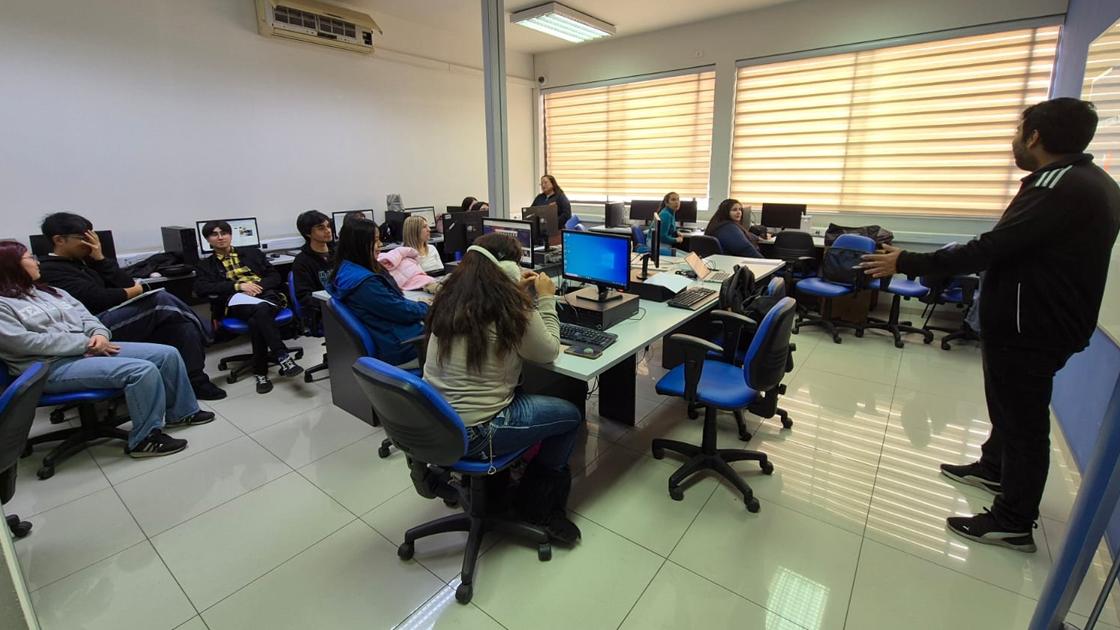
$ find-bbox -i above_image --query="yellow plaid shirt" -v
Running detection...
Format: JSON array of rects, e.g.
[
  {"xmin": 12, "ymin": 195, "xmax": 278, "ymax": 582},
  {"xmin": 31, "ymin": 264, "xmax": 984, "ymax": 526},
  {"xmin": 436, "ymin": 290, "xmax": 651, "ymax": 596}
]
[{"xmin": 217, "ymin": 250, "xmax": 261, "ymax": 291}]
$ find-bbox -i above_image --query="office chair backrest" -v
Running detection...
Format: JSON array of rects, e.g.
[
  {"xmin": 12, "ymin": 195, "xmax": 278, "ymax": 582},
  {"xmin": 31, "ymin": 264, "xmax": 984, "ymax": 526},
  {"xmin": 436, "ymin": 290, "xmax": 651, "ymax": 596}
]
[
  {"xmin": 0, "ymin": 362, "xmax": 48, "ymax": 492},
  {"xmin": 352, "ymin": 356, "xmax": 467, "ymax": 466},
  {"xmin": 742, "ymin": 297, "xmax": 796, "ymax": 392},
  {"xmin": 831, "ymin": 233, "xmax": 877, "ymax": 253},
  {"xmin": 689, "ymin": 235, "xmax": 722, "ymax": 258},
  {"xmin": 766, "ymin": 276, "xmax": 786, "ymax": 298},
  {"xmin": 287, "ymin": 271, "xmax": 302, "ymax": 319},
  {"xmin": 325, "ymin": 298, "xmax": 377, "ymax": 357},
  {"xmin": 631, "ymin": 225, "xmax": 646, "ymax": 248},
  {"xmin": 772, "ymin": 230, "xmax": 815, "ymax": 261},
  {"xmin": 564, "ymin": 215, "xmax": 586, "ymax": 231}
]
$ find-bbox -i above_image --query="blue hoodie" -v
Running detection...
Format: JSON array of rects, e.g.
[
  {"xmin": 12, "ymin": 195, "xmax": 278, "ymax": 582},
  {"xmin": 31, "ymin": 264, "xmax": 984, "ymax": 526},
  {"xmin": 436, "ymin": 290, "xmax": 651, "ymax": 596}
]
[{"xmin": 328, "ymin": 260, "xmax": 428, "ymax": 366}]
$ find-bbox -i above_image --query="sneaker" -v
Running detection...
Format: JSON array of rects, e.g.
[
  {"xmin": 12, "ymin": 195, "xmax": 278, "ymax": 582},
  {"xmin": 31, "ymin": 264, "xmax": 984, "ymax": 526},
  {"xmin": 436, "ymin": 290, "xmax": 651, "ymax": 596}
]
[
  {"xmin": 255, "ymin": 375, "xmax": 273, "ymax": 394},
  {"xmin": 277, "ymin": 356, "xmax": 304, "ymax": 378},
  {"xmin": 946, "ymin": 509, "xmax": 1037, "ymax": 552},
  {"xmin": 168, "ymin": 410, "xmax": 215, "ymax": 427},
  {"xmin": 940, "ymin": 462, "xmax": 1002, "ymax": 495},
  {"xmin": 193, "ymin": 380, "xmax": 227, "ymax": 401},
  {"xmin": 126, "ymin": 430, "xmax": 188, "ymax": 459}
]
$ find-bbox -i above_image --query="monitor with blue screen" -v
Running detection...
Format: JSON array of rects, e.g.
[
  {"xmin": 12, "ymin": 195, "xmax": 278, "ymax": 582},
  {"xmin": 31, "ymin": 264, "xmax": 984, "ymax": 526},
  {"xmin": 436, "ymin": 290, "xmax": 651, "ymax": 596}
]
[
  {"xmin": 482, "ymin": 218, "xmax": 535, "ymax": 268},
  {"xmin": 196, "ymin": 218, "xmax": 260, "ymax": 253},
  {"xmin": 562, "ymin": 229, "xmax": 631, "ymax": 302}
]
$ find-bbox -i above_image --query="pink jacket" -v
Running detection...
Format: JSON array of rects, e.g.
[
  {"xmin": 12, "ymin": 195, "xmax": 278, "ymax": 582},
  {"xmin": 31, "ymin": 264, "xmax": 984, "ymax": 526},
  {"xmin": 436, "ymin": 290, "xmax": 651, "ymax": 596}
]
[{"xmin": 377, "ymin": 247, "xmax": 435, "ymax": 291}]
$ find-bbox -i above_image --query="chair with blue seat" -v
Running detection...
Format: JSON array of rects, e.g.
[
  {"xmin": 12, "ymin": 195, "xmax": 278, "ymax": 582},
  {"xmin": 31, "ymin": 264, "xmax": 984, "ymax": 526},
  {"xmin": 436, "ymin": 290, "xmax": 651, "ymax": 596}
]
[
  {"xmin": 793, "ymin": 233, "xmax": 877, "ymax": 344},
  {"xmin": 352, "ymin": 356, "xmax": 551, "ymax": 604},
  {"xmin": 564, "ymin": 215, "xmax": 586, "ymax": 231},
  {"xmin": 652, "ymin": 297, "xmax": 797, "ymax": 512},
  {"xmin": 287, "ymin": 272, "xmax": 329, "ymax": 383},
  {"xmin": 0, "ymin": 360, "xmax": 128, "ymax": 480},
  {"xmin": 215, "ymin": 306, "xmax": 304, "ymax": 384},
  {"xmin": 920, "ymin": 274, "xmax": 981, "ymax": 350},
  {"xmin": 631, "ymin": 225, "xmax": 649, "ymax": 253},
  {"xmin": 0, "ymin": 362, "xmax": 48, "ymax": 537},
  {"xmin": 862, "ymin": 276, "xmax": 935, "ymax": 348}
]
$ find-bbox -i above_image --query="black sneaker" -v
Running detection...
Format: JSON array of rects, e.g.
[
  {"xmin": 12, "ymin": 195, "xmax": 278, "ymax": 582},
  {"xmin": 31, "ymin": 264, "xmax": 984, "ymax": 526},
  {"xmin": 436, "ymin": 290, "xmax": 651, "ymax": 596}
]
[
  {"xmin": 277, "ymin": 356, "xmax": 304, "ymax": 378},
  {"xmin": 940, "ymin": 462, "xmax": 1002, "ymax": 495},
  {"xmin": 256, "ymin": 375, "xmax": 273, "ymax": 394},
  {"xmin": 193, "ymin": 380, "xmax": 227, "ymax": 401},
  {"xmin": 946, "ymin": 509, "xmax": 1037, "ymax": 553},
  {"xmin": 168, "ymin": 410, "xmax": 215, "ymax": 427},
  {"xmin": 126, "ymin": 430, "xmax": 188, "ymax": 459}
]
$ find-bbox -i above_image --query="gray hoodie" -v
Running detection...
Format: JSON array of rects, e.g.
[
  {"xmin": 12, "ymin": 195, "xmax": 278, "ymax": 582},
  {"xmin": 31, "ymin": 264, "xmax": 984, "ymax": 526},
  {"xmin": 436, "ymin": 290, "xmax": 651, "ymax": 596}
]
[{"xmin": 0, "ymin": 287, "xmax": 111, "ymax": 375}]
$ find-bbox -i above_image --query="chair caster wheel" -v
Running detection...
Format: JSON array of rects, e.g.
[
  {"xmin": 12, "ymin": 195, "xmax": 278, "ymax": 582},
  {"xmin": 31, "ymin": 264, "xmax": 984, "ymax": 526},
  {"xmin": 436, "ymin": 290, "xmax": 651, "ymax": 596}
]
[
  {"xmin": 941, "ymin": 342, "xmax": 951, "ymax": 351},
  {"xmin": 854, "ymin": 329, "xmax": 864, "ymax": 338},
  {"xmin": 397, "ymin": 542, "xmax": 415, "ymax": 561},
  {"xmin": 669, "ymin": 486, "xmax": 684, "ymax": 501},
  {"xmin": 760, "ymin": 461, "xmax": 774, "ymax": 475},
  {"xmin": 37, "ymin": 466, "xmax": 54, "ymax": 480},
  {"xmin": 218, "ymin": 360, "xmax": 229, "ymax": 370},
  {"xmin": 746, "ymin": 497, "xmax": 760, "ymax": 513},
  {"xmin": 538, "ymin": 543, "xmax": 552, "ymax": 561},
  {"xmin": 294, "ymin": 350, "xmax": 304, "ymax": 360},
  {"xmin": 832, "ymin": 336, "xmax": 842, "ymax": 344},
  {"xmin": 6, "ymin": 515, "xmax": 31, "ymax": 538},
  {"xmin": 378, "ymin": 443, "xmax": 392, "ymax": 459},
  {"xmin": 226, "ymin": 375, "xmax": 237, "ymax": 384},
  {"xmin": 651, "ymin": 447, "xmax": 664, "ymax": 460},
  {"xmin": 455, "ymin": 583, "xmax": 473, "ymax": 604},
  {"xmin": 687, "ymin": 408, "xmax": 699, "ymax": 420},
  {"xmin": 895, "ymin": 339, "xmax": 904, "ymax": 349},
  {"xmin": 303, "ymin": 374, "xmax": 313, "ymax": 383},
  {"xmin": 443, "ymin": 497, "xmax": 459, "ymax": 508},
  {"xmin": 49, "ymin": 409, "xmax": 66, "ymax": 424},
  {"xmin": 781, "ymin": 417, "xmax": 793, "ymax": 430},
  {"xmin": 737, "ymin": 430, "xmax": 752, "ymax": 442}
]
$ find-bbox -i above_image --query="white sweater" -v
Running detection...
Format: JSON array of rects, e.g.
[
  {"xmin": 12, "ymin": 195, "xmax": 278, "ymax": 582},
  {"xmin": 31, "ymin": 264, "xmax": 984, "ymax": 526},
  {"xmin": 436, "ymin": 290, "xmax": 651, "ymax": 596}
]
[{"xmin": 416, "ymin": 246, "xmax": 444, "ymax": 274}]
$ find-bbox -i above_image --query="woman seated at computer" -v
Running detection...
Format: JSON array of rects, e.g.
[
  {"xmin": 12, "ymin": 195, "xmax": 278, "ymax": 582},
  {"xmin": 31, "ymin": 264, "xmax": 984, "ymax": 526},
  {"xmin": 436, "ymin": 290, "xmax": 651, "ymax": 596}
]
[
  {"xmin": 0, "ymin": 241, "xmax": 213, "ymax": 458},
  {"xmin": 656, "ymin": 191, "xmax": 685, "ymax": 255},
  {"xmin": 468, "ymin": 200, "xmax": 490, "ymax": 215},
  {"xmin": 328, "ymin": 217, "xmax": 428, "ymax": 368},
  {"xmin": 531, "ymin": 175, "xmax": 572, "ymax": 228},
  {"xmin": 704, "ymin": 198, "xmax": 763, "ymax": 258},
  {"xmin": 423, "ymin": 232, "xmax": 583, "ymax": 545},
  {"xmin": 460, "ymin": 196, "xmax": 477, "ymax": 213},
  {"xmin": 195, "ymin": 220, "xmax": 303, "ymax": 394},
  {"xmin": 401, "ymin": 215, "xmax": 444, "ymax": 275}
]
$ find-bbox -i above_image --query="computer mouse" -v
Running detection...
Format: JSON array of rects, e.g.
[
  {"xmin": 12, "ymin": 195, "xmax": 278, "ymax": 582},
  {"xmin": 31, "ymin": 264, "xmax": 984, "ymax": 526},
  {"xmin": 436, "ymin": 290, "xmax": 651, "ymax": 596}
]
[
  {"xmin": 149, "ymin": 272, "xmax": 162, "ymax": 278},
  {"xmin": 580, "ymin": 347, "xmax": 596, "ymax": 354}
]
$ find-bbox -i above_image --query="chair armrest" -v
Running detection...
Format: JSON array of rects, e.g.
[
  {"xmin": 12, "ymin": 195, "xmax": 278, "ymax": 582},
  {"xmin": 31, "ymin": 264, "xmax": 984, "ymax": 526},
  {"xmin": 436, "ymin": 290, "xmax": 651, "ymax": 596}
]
[
  {"xmin": 708, "ymin": 310, "xmax": 754, "ymax": 363},
  {"xmin": 667, "ymin": 334, "xmax": 723, "ymax": 403},
  {"xmin": 403, "ymin": 334, "xmax": 427, "ymax": 371}
]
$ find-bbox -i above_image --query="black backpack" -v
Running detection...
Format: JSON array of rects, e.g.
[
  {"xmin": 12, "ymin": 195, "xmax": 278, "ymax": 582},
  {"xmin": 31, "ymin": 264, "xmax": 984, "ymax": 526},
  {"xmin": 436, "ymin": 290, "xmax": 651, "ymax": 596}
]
[
  {"xmin": 820, "ymin": 246, "xmax": 870, "ymax": 290},
  {"xmin": 718, "ymin": 265, "xmax": 758, "ymax": 314}
]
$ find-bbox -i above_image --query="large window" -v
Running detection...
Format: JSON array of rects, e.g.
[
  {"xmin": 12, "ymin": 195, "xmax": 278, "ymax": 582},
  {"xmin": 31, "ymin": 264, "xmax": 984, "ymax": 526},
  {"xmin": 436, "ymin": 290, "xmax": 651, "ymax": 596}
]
[
  {"xmin": 730, "ymin": 26, "xmax": 1059, "ymax": 217},
  {"xmin": 543, "ymin": 69, "xmax": 716, "ymax": 202}
]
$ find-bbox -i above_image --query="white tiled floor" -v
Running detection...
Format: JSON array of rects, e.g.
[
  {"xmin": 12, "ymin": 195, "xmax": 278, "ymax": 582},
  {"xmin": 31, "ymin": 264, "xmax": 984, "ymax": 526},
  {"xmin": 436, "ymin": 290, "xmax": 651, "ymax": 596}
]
[{"xmin": 5, "ymin": 330, "xmax": 1117, "ymax": 629}]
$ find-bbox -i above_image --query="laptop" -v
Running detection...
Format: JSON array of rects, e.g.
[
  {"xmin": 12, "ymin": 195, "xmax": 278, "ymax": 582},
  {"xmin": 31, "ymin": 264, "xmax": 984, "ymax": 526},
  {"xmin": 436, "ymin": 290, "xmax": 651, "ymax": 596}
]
[{"xmin": 685, "ymin": 252, "xmax": 730, "ymax": 283}]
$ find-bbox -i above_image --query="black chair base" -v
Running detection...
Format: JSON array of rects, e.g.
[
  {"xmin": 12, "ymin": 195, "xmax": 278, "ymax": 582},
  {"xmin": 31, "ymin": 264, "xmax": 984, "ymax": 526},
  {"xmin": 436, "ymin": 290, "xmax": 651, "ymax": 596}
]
[
  {"xmin": 397, "ymin": 473, "xmax": 550, "ymax": 604},
  {"xmin": 652, "ymin": 407, "xmax": 774, "ymax": 512},
  {"xmin": 794, "ymin": 299, "xmax": 860, "ymax": 344},
  {"xmin": 303, "ymin": 347, "xmax": 328, "ymax": 383},
  {"xmin": 685, "ymin": 407, "xmax": 791, "ymax": 442},
  {"xmin": 23, "ymin": 402, "xmax": 129, "ymax": 480},
  {"xmin": 6, "ymin": 513, "xmax": 31, "ymax": 538},
  {"xmin": 863, "ymin": 294, "xmax": 934, "ymax": 348},
  {"xmin": 924, "ymin": 324, "xmax": 980, "ymax": 351},
  {"xmin": 219, "ymin": 346, "xmax": 305, "ymax": 384}
]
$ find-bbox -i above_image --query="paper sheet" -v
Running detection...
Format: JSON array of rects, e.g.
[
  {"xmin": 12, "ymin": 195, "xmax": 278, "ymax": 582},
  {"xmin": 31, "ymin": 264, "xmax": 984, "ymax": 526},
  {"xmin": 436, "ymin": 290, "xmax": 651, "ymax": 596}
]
[
  {"xmin": 641, "ymin": 272, "xmax": 694, "ymax": 294},
  {"xmin": 228, "ymin": 293, "xmax": 272, "ymax": 307}
]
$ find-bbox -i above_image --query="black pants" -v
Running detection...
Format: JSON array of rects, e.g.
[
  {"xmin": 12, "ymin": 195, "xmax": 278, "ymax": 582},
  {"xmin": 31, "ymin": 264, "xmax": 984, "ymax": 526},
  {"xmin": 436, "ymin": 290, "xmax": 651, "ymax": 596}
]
[
  {"xmin": 226, "ymin": 303, "xmax": 290, "ymax": 375},
  {"xmin": 977, "ymin": 341, "xmax": 1072, "ymax": 530},
  {"xmin": 98, "ymin": 291, "xmax": 212, "ymax": 388}
]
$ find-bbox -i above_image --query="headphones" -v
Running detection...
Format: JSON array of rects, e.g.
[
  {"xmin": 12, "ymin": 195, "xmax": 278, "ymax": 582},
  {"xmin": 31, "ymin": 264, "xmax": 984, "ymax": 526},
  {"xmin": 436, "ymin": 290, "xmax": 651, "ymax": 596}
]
[{"xmin": 466, "ymin": 245, "xmax": 523, "ymax": 283}]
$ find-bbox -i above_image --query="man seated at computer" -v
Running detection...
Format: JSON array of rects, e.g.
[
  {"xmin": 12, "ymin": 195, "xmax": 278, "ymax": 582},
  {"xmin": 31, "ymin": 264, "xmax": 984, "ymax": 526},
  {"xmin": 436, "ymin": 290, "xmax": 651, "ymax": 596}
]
[
  {"xmin": 195, "ymin": 220, "xmax": 303, "ymax": 394},
  {"xmin": 704, "ymin": 199, "xmax": 763, "ymax": 258},
  {"xmin": 37, "ymin": 212, "xmax": 226, "ymax": 400},
  {"xmin": 401, "ymin": 215, "xmax": 444, "ymax": 275},
  {"xmin": 292, "ymin": 210, "xmax": 334, "ymax": 334},
  {"xmin": 531, "ymin": 175, "xmax": 572, "ymax": 228}
]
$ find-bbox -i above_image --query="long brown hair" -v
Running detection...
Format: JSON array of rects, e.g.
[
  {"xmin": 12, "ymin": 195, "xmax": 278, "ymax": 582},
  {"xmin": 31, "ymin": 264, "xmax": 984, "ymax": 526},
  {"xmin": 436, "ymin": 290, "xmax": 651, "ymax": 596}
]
[
  {"xmin": 704, "ymin": 198, "xmax": 750, "ymax": 238},
  {"xmin": 0, "ymin": 241, "xmax": 59, "ymax": 299},
  {"xmin": 426, "ymin": 233, "xmax": 532, "ymax": 373}
]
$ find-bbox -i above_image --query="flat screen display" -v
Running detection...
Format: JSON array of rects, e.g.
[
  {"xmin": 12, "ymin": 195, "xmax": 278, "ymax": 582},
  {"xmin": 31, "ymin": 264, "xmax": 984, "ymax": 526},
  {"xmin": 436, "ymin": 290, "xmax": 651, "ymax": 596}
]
[
  {"xmin": 562, "ymin": 230, "xmax": 631, "ymax": 290},
  {"xmin": 197, "ymin": 218, "xmax": 261, "ymax": 253},
  {"xmin": 482, "ymin": 218, "xmax": 534, "ymax": 267}
]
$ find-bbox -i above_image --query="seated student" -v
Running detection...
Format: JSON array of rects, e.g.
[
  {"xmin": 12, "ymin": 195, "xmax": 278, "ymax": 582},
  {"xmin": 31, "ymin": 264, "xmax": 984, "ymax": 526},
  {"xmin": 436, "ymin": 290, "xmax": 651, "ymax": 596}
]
[
  {"xmin": 655, "ymin": 191, "xmax": 685, "ymax": 255},
  {"xmin": 401, "ymin": 215, "xmax": 444, "ymax": 275},
  {"xmin": 36, "ymin": 212, "xmax": 225, "ymax": 400},
  {"xmin": 291, "ymin": 210, "xmax": 334, "ymax": 333},
  {"xmin": 531, "ymin": 175, "xmax": 572, "ymax": 227},
  {"xmin": 460, "ymin": 197, "xmax": 478, "ymax": 213},
  {"xmin": 327, "ymin": 217, "xmax": 428, "ymax": 368},
  {"xmin": 703, "ymin": 199, "xmax": 763, "ymax": 258},
  {"xmin": 468, "ymin": 200, "xmax": 490, "ymax": 215},
  {"xmin": 194, "ymin": 220, "xmax": 303, "ymax": 394},
  {"xmin": 424, "ymin": 232, "xmax": 583, "ymax": 544},
  {"xmin": 0, "ymin": 241, "xmax": 213, "ymax": 457}
]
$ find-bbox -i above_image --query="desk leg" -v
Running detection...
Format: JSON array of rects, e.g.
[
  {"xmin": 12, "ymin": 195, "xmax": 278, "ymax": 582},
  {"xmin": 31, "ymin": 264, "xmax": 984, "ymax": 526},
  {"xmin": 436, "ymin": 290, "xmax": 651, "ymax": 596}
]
[
  {"xmin": 521, "ymin": 364, "xmax": 587, "ymax": 420},
  {"xmin": 321, "ymin": 303, "xmax": 378, "ymax": 427},
  {"xmin": 598, "ymin": 355, "xmax": 637, "ymax": 426}
]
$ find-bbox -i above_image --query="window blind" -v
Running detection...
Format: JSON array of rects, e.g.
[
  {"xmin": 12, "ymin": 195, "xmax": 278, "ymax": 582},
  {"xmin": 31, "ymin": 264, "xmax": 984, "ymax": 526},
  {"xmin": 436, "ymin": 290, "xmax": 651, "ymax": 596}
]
[
  {"xmin": 729, "ymin": 26, "xmax": 1060, "ymax": 217},
  {"xmin": 543, "ymin": 70, "xmax": 716, "ymax": 201},
  {"xmin": 1083, "ymin": 20, "xmax": 1120, "ymax": 183}
]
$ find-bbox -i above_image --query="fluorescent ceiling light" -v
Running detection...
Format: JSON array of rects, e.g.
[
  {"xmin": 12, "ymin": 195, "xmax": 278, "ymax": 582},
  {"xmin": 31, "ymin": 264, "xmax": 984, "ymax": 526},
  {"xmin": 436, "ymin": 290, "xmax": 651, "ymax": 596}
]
[{"xmin": 510, "ymin": 2, "xmax": 615, "ymax": 43}]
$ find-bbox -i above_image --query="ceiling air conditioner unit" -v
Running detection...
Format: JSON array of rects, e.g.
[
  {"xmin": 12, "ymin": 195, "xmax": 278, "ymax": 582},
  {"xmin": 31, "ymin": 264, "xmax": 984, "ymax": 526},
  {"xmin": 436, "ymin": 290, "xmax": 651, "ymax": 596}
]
[{"xmin": 255, "ymin": 0, "xmax": 382, "ymax": 54}]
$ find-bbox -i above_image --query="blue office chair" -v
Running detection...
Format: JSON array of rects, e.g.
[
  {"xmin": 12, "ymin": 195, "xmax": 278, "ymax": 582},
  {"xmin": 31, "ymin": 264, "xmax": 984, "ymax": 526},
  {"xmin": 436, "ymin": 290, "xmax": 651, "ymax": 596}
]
[
  {"xmin": 0, "ymin": 362, "xmax": 48, "ymax": 537},
  {"xmin": 919, "ymin": 274, "xmax": 980, "ymax": 350},
  {"xmin": 287, "ymin": 272, "xmax": 329, "ymax": 383},
  {"xmin": 564, "ymin": 215, "xmax": 586, "ymax": 231},
  {"xmin": 0, "ymin": 360, "xmax": 128, "ymax": 480},
  {"xmin": 652, "ymin": 297, "xmax": 797, "ymax": 512},
  {"xmin": 631, "ymin": 225, "xmax": 649, "ymax": 254},
  {"xmin": 793, "ymin": 233, "xmax": 877, "ymax": 344},
  {"xmin": 352, "ymin": 356, "xmax": 551, "ymax": 604},
  {"xmin": 863, "ymin": 276, "xmax": 935, "ymax": 348},
  {"xmin": 215, "ymin": 307, "xmax": 304, "ymax": 384}
]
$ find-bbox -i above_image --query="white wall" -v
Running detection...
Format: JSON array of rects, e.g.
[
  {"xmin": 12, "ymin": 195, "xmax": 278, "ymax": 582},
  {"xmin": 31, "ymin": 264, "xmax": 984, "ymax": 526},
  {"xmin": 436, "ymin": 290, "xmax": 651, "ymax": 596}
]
[
  {"xmin": 533, "ymin": 0, "xmax": 1068, "ymax": 243},
  {"xmin": 0, "ymin": 0, "xmax": 536, "ymax": 254}
]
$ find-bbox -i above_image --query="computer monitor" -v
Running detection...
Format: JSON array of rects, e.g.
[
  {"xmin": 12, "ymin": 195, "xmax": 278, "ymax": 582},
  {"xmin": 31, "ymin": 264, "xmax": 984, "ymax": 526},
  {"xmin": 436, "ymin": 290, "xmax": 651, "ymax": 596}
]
[
  {"xmin": 196, "ymin": 218, "xmax": 260, "ymax": 253},
  {"xmin": 604, "ymin": 202, "xmax": 627, "ymax": 228},
  {"xmin": 29, "ymin": 230, "xmax": 118, "ymax": 264},
  {"xmin": 562, "ymin": 230, "xmax": 631, "ymax": 302},
  {"xmin": 384, "ymin": 210, "xmax": 408, "ymax": 243},
  {"xmin": 677, "ymin": 199, "xmax": 698, "ymax": 224},
  {"xmin": 482, "ymin": 218, "xmax": 536, "ymax": 268},
  {"xmin": 405, "ymin": 207, "xmax": 438, "ymax": 231},
  {"xmin": 760, "ymin": 203, "xmax": 806, "ymax": 230},
  {"xmin": 442, "ymin": 210, "xmax": 486, "ymax": 260},
  {"xmin": 522, "ymin": 205, "xmax": 560, "ymax": 248},
  {"xmin": 628, "ymin": 200, "xmax": 661, "ymax": 223},
  {"xmin": 330, "ymin": 210, "xmax": 374, "ymax": 240}
]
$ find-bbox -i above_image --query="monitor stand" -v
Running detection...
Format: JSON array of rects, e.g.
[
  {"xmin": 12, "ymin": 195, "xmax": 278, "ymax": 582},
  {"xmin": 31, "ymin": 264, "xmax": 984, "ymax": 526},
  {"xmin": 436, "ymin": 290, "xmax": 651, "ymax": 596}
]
[{"xmin": 573, "ymin": 285, "xmax": 623, "ymax": 303}]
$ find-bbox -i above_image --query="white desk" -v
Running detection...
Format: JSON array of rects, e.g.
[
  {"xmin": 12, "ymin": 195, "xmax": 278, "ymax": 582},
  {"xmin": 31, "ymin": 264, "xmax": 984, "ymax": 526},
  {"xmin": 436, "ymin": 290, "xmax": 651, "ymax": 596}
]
[{"xmin": 758, "ymin": 235, "xmax": 826, "ymax": 248}]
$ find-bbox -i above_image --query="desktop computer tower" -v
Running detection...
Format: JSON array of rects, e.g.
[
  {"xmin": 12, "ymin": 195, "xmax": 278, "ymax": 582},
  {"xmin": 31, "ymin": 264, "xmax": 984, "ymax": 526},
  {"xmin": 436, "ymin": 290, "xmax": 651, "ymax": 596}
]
[{"xmin": 161, "ymin": 226, "xmax": 200, "ymax": 266}]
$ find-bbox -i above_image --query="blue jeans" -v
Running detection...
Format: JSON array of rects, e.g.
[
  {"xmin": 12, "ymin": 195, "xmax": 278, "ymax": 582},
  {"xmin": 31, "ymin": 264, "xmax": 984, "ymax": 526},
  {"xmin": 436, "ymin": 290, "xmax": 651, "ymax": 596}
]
[
  {"xmin": 43, "ymin": 342, "xmax": 201, "ymax": 449},
  {"xmin": 465, "ymin": 394, "xmax": 584, "ymax": 471}
]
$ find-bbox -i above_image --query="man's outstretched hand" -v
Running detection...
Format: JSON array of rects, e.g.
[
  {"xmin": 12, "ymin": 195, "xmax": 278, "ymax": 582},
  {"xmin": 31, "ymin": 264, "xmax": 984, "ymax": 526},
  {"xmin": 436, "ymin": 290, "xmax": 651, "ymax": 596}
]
[{"xmin": 860, "ymin": 244, "xmax": 902, "ymax": 278}]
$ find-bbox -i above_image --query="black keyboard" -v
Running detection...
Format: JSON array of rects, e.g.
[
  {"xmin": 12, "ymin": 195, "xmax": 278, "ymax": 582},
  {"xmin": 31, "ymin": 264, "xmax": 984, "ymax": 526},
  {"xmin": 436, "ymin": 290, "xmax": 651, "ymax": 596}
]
[
  {"xmin": 668, "ymin": 287, "xmax": 718, "ymax": 310},
  {"xmin": 559, "ymin": 323, "xmax": 618, "ymax": 349}
]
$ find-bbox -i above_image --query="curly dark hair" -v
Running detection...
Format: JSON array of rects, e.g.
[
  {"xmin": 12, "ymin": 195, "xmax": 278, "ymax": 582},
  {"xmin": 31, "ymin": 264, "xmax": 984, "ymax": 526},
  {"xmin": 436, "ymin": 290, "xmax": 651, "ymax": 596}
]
[{"xmin": 425, "ymin": 232, "xmax": 532, "ymax": 374}]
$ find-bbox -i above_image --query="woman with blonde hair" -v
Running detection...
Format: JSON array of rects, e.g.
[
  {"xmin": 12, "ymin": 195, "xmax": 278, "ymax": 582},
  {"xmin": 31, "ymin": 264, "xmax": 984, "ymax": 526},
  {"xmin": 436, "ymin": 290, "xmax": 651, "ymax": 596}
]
[{"xmin": 402, "ymin": 215, "xmax": 444, "ymax": 275}]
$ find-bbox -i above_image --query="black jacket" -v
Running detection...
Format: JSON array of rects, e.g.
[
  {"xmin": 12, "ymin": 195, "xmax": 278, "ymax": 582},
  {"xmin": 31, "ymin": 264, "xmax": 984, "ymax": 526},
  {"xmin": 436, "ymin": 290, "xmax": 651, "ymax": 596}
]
[
  {"xmin": 194, "ymin": 247, "xmax": 283, "ymax": 318},
  {"xmin": 898, "ymin": 154, "xmax": 1120, "ymax": 354},
  {"xmin": 531, "ymin": 192, "xmax": 572, "ymax": 228},
  {"xmin": 38, "ymin": 255, "xmax": 135, "ymax": 314},
  {"xmin": 291, "ymin": 243, "xmax": 333, "ymax": 332}
]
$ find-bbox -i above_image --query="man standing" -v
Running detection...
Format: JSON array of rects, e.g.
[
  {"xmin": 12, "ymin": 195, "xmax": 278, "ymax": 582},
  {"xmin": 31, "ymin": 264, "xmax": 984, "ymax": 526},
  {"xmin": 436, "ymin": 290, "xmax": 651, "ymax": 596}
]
[
  {"xmin": 38, "ymin": 212, "xmax": 226, "ymax": 400},
  {"xmin": 861, "ymin": 98, "xmax": 1120, "ymax": 552}
]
